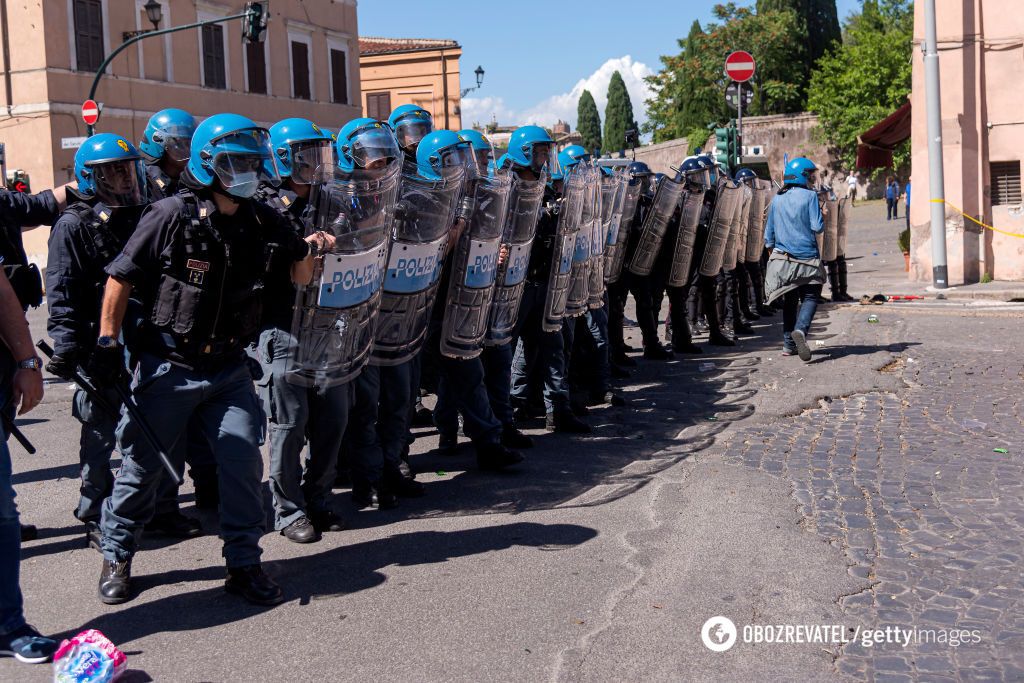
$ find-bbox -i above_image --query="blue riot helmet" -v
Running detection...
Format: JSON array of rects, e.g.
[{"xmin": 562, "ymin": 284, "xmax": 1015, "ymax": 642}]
[
  {"xmin": 783, "ymin": 157, "xmax": 818, "ymax": 187},
  {"xmin": 387, "ymin": 104, "xmax": 433, "ymax": 152},
  {"xmin": 680, "ymin": 156, "xmax": 711, "ymax": 189},
  {"xmin": 561, "ymin": 144, "xmax": 591, "ymax": 165},
  {"xmin": 336, "ymin": 117, "xmax": 401, "ymax": 174},
  {"xmin": 696, "ymin": 155, "xmax": 718, "ymax": 185},
  {"xmin": 557, "ymin": 148, "xmax": 581, "ymax": 176},
  {"xmin": 734, "ymin": 167, "xmax": 758, "ymax": 186},
  {"xmin": 185, "ymin": 113, "xmax": 281, "ymax": 199},
  {"xmin": 506, "ymin": 125, "xmax": 559, "ymax": 175},
  {"xmin": 415, "ymin": 130, "xmax": 479, "ymax": 182},
  {"xmin": 74, "ymin": 133, "xmax": 148, "ymax": 207},
  {"xmin": 269, "ymin": 118, "xmax": 334, "ymax": 185},
  {"xmin": 139, "ymin": 108, "xmax": 196, "ymax": 163},
  {"xmin": 457, "ymin": 129, "xmax": 495, "ymax": 175},
  {"xmin": 627, "ymin": 161, "xmax": 651, "ymax": 183},
  {"xmin": 321, "ymin": 127, "xmax": 338, "ymax": 143}
]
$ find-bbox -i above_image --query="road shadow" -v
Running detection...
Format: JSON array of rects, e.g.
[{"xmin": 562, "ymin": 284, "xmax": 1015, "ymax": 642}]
[{"xmin": 54, "ymin": 521, "xmax": 597, "ymax": 646}]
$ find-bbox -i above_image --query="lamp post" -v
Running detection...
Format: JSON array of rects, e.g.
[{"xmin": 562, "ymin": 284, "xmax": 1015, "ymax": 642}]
[
  {"xmin": 122, "ymin": 0, "xmax": 163, "ymax": 41},
  {"xmin": 87, "ymin": 1, "xmax": 267, "ymax": 136},
  {"xmin": 460, "ymin": 65, "xmax": 485, "ymax": 98}
]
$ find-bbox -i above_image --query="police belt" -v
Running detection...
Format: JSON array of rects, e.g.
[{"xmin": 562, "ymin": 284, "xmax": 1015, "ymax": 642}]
[{"xmin": 138, "ymin": 330, "xmax": 247, "ymax": 372}]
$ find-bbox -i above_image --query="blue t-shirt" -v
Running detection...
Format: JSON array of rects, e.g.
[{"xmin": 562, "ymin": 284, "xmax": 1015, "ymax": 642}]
[
  {"xmin": 764, "ymin": 187, "xmax": 824, "ymax": 260},
  {"xmin": 905, "ymin": 182, "xmax": 911, "ymax": 206}
]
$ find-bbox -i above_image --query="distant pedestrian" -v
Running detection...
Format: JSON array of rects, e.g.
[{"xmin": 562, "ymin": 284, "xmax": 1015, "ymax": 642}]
[
  {"xmin": 845, "ymin": 171, "xmax": 857, "ymax": 205},
  {"xmin": 764, "ymin": 157, "xmax": 825, "ymax": 362},
  {"xmin": 904, "ymin": 178, "xmax": 911, "ymax": 229},
  {"xmin": 886, "ymin": 176, "xmax": 900, "ymax": 220}
]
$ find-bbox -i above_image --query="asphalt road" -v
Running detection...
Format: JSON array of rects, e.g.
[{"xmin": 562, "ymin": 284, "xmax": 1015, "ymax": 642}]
[{"xmin": 3, "ymin": 200, "xmax": 1021, "ymax": 682}]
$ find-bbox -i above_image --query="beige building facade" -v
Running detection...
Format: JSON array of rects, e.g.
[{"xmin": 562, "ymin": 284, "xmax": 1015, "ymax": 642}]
[
  {"xmin": 1, "ymin": 0, "xmax": 362, "ymax": 263},
  {"xmin": 909, "ymin": 0, "xmax": 1024, "ymax": 283},
  {"xmin": 358, "ymin": 37, "xmax": 462, "ymax": 130}
]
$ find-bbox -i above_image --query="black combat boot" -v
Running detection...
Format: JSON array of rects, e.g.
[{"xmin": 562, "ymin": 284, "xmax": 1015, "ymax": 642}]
[{"xmin": 225, "ymin": 564, "xmax": 285, "ymax": 606}]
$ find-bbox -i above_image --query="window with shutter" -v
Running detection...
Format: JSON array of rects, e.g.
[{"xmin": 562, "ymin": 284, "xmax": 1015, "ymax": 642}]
[
  {"xmin": 73, "ymin": 0, "xmax": 104, "ymax": 72},
  {"xmin": 246, "ymin": 41, "xmax": 267, "ymax": 94},
  {"xmin": 330, "ymin": 48, "xmax": 348, "ymax": 104},
  {"xmin": 990, "ymin": 161, "xmax": 1022, "ymax": 206},
  {"xmin": 367, "ymin": 92, "xmax": 391, "ymax": 121},
  {"xmin": 291, "ymin": 41, "xmax": 310, "ymax": 100},
  {"xmin": 202, "ymin": 24, "xmax": 226, "ymax": 89}
]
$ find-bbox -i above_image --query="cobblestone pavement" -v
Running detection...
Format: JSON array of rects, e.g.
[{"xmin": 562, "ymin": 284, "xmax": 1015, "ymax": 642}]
[{"xmin": 715, "ymin": 308, "xmax": 1024, "ymax": 681}]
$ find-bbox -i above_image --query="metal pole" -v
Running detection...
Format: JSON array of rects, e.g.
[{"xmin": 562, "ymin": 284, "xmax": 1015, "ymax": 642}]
[
  {"xmin": 923, "ymin": 0, "xmax": 949, "ymax": 288},
  {"xmin": 736, "ymin": 82, "xmax": 743, "ymax": 171},
  {"xmin": 85, "ymin": 9, "xmax": 254, "ymax": 136}
]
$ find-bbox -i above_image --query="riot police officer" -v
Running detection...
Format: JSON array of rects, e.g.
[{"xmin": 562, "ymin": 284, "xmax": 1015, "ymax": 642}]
[
  {"xmin": 45, "ymin": 134, "xmax": 201, "ymax": 549},
  {"xmin": 607, "ymin": 161, "xmax": 665, "ymax": 364},
  {"xmin": 139, "ymin": 108, "xmax": 196, "ymax": 200},
  {"xmin": 507, "ymin": 126, "xmax": 590, "ymax": 433},
  {"xmin": 89, "ymin": 113, "xmax": 321, "ymax": 606},
  {"xmin": 138, "ymin": 108, "xmax": 220, "ymax": 509},
  {"xmin": 424, "ymin": 130, "xmax": 524, "ymax": 467},
  {"xmin": 388, "ymin": 104, "xmax": 434, "ymax": 157},
  {"xmin": 256, "ymin": 118, "xmax": 348, "ymax": 543}
]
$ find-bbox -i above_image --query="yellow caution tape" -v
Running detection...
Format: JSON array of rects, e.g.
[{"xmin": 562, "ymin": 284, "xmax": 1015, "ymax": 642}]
[{"xmin": 930, "ymin": 198, "xmax": 1024, "ymax": 238}]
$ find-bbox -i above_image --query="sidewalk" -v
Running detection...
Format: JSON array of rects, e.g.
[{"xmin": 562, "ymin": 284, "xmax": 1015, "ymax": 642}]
[{"xmin": 844, "ymin": 201, "xmax": 1024, "ymax": 301}]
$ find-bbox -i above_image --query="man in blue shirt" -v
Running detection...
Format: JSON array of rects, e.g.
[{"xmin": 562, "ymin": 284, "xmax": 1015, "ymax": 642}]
[
  {"xmin": 764, "ymin": 157, "xmax": 825, "ymax": 361},
  {"xmin": 905, "ymin": 178, "xmax": 911, "ymax": 229}
]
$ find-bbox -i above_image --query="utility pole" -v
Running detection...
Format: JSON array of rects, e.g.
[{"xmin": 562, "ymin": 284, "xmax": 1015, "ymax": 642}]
[{"xmin": 923, "ymin": 0, "xmax": 948, "ymax": 288}]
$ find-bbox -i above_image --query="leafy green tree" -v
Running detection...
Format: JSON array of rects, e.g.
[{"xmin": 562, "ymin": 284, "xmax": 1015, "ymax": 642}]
[
  {"xmin": 603, "ymin": 71, "xmax": 637, "ymax": 153},
  {"xmin": 645, "ymin": 4, "xmax": 806, "ymax": 143},
  {"xmin": 806, "ymin": 0, "xmax": 912, "ymax": 167},
  {"xmin": 576, "ymin": 89, "xmax": 602, "ymax": 154},
  {"xmin": 756, "ymin": 0, "xmax": 841, "ymax": 66}
]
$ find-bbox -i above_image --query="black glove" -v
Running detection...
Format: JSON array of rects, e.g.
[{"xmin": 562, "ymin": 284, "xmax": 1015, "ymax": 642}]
[
  {"xmin": 85, "ymin": 344, "xmax": 128, "ymax": 389},
  {"xmin": 44, "ymin": 349, "xmax": 81, "ymax": 380}
]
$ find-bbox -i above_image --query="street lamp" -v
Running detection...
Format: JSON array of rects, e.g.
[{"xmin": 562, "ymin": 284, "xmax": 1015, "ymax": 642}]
[
  {"xmin": 460, "ymin": 65, "xmax": 485, "ymax": 98},
  {"xmin": 123, "ymin": 0, "xmax": 163, "ymax": 41}
]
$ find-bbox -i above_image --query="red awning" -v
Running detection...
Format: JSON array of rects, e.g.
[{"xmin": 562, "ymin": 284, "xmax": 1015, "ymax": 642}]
[{"xmin": 856, "ymin": 101, "xmax": 911, "ymax": 169}]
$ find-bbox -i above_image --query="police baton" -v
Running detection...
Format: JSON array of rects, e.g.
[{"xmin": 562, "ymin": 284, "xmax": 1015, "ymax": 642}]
[
  {"xmin": 36, "ymin": 340, "xmax": 183, "ymax": 486},
  {"xmin": 0, "ymin": 402, "xmax": 36, "ymax": 454}
]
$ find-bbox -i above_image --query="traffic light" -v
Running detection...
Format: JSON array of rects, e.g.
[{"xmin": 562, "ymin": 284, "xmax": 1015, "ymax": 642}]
[
  {"xmin": 714, "ymin": 123, "xmax": 739, "ymax": 174},
  {"xmin": 242, "ymin": 2, "xmax": 267, "ymax": 44}
]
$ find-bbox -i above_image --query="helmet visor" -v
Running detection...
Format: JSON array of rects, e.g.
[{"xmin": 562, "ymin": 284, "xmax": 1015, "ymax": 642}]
[
  {"xmin": 529, "ymin": 141, "xmax": 559, "ymax": 176},
  {"xmin": 350, "ymin": 127, "xmax": 401, "ymax": 170},
  {"xmin": 686, "ymin": 167, "xmax": 711, "ymax": 189},
  {"xmin": 158, "ymin": 135, "xmax": 192, "ymax": 162},
  {"xmin": 92, "ymin": 159, "xmax": 147, "ymax": 207},
  {"xmin": 290, "ymin": 139, "xmax": 335, "ymax": 184},
  {"xmin": 395, "ymin": 119, "xmax": 432, "ymax": 150},
  {"xmin": 439, "ymin": 144, "xmax": 480, "ymax": 181},
  {"xmin": 474, "ymin": 148, "xmax": 494, "ymax": 176},
  {"xmin": 209, "ymin": 130, "xmax": 281, "ymax": 195}
]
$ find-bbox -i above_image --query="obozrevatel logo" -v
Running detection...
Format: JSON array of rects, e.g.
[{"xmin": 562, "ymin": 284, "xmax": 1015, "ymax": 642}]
[{"xmin": 701, "ymin": 616, "xmax": 738, "ymax": 652}]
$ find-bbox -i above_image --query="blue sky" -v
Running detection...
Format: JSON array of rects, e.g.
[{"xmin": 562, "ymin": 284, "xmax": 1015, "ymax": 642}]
[{"xmin": 358, "ymin": 0, "xmax": 863, "ymax": 129}]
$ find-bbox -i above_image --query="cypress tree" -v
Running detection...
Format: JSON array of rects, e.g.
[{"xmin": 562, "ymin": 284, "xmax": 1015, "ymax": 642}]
[
  {"xmin": 603, "ymin": 71, "xmax": 636, "ymax": 153},
  {"xmin": 576, "ymin": 89, "xmax": 602, "ymax": 154}
]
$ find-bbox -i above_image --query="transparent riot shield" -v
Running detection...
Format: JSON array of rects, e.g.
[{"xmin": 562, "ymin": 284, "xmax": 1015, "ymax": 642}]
[
  {"xmin": 541, "ymin": 169, "xmax": 585, "ymax": 332},
  {"xmin": 565, "ymin": 165, "xmax": 599, "ymax": 318},
  {"xmin": 371, "ymin": 163, "xmax": 467, "ymax": 366},
  {"xmin": 439, "ymin": 170, "xmax": 514, "ymax": 359},
  {"xmin": 743, "ymin": 181, "xmax": 771, "ymax": 263},
  {"xmin": 837, "ymin": 196, "xmax": 849, "ymax": 257},
  {"xmin": 723, "ymin": 184, "xmax": 750, "ymax": 272},
  {"xmin": 821, "ymin": 190, "xmax": 839, "ymax": 262},
  {"xmin": 484, "ymin": 172, "xmax": 547, "ymax": 346},
  {"xmin": 628, "ymin": 174, "xmax": 686, "ymax": 276},
  {"xmin": 605, "ymin": 181, "xmax": 641, "ymax": 284},
  {"xmin": 586, "ymin": 172, "xmax": 620, "ymax": 307},
  {"xmin": 286, "ymin": 159, "xmax": 403, "ymax": 386},
  {"xmin": 666, "ymin": 186, "xmax": 705, "ymax": 287},
  {"xmin": 699, "ymin": 179, "xmax": 743, "ymax": 277}
]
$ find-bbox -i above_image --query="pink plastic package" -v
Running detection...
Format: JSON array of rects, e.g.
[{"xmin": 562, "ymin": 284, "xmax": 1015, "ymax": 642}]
[{"xmin": 52, "ymin": 629, "xmax": 127, "ymax": 683}]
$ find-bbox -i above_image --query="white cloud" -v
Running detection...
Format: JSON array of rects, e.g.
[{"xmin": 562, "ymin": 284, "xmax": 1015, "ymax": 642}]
[{"xmin": 460, "ymin": 56, "xmax": 655, "ymax": 131}]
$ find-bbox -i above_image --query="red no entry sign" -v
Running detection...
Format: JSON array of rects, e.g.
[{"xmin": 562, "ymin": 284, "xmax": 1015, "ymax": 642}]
[
  {"xmin": 724, "ymin": 51, "xmax": 756, "ymax": 83},
  {"xmin": 81, "ymin": 99, "xmax": 100, "ymax": 126}
]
